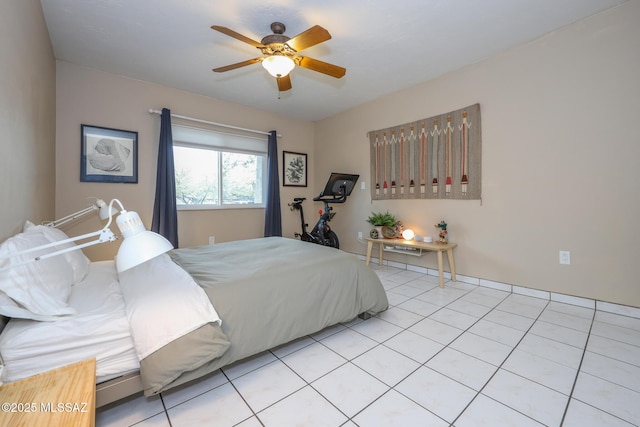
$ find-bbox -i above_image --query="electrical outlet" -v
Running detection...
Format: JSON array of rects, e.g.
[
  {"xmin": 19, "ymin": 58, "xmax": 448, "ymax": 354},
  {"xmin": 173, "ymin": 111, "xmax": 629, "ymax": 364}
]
[
  {"xmin": 559, "ymin": 250, "xmax": 570, "ymax": 265},
  {"xmin": 360, "ymin": 181, "xmax": 366, "ymax": 190},
  {"xmin": 209, "ymin": 236, "xmax": 215, "ymax": 245},
  {"xmin": 358, "ymin": 231, "xmax": 363, "ymax": 240}
]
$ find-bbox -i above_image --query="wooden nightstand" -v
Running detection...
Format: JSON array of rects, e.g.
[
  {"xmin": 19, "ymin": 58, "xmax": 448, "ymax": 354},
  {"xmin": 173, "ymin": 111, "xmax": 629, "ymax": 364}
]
[
  {"xmin": 365, "ymin": 237, "xmax": 457, "ymax": 288},
  {"xmin": 0, "ymin": 358, "xmax": 96, "ymax": 427}
]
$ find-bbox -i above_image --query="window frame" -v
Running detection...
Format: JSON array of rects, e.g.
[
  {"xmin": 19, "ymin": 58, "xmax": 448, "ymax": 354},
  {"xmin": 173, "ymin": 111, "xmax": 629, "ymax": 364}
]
[{"xmin": 172, "ymin": 125, "xmax": 268, "ymax": 210}]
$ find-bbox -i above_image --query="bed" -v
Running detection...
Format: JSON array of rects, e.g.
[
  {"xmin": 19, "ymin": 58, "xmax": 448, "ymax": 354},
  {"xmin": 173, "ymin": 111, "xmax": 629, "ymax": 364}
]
[{"xmin": 0, "ymin": 224, "xmax": 388, "ymax": 407}]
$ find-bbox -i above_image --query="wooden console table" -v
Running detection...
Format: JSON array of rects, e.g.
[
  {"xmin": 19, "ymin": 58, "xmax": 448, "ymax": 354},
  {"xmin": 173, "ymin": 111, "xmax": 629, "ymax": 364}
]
[
  {"xmin": 0, "ymin": 358, "xmax": 96, "ymax": 427},
  {"xmin": 365, "ymin": 237, "xmax": 457, "ymax": 288}
]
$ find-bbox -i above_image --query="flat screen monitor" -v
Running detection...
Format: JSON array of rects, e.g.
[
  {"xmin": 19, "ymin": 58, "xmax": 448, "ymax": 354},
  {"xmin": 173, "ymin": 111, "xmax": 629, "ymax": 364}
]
[{"xmin": 320, "ymin": 172, "xmax": 360, "ymax": 197}]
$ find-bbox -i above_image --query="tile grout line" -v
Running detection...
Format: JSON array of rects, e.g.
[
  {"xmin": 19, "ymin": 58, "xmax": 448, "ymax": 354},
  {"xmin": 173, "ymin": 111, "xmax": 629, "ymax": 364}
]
[
  {"xmin": 225, "ymin": 365, "xmax": 267, "ymax": 427},
  {"xmin": 449, "ymin": 298, "xmax": 552, "ymax": 426},
  {"xmin": 558, "ymin": 308, "xmax": 596, "ymax": 426},
  {"xmin": 341, "ymin": 278, "xmax": 475, "ymax": 425},
  {"xmin": 558, "ymin": 319, "xmax": 640, "ymax": 426},
  {"xmin": 158, "ymin": 394, "xmax": 173, "ymax": 427},
  {"xmin": 344, "ymin": 276, "xmax": 516, "ymax": 425},
  {"xmin": 271, "ymin": 344, "xmax": 353, "ymax": 423},
  {"xmin": 355, "ymin": 274, "xmax": 553, "ymax": 423}
]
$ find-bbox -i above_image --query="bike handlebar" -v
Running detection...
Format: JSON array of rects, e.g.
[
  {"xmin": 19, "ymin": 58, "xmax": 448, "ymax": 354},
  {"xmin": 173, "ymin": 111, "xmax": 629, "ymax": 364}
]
[
  {"xmin": 312, "ymin": 192, "xmax": 348, "ymax": 204},
  {"xmin": 312, "ymin": 183, "xmax": 351, "ymax": 204}
]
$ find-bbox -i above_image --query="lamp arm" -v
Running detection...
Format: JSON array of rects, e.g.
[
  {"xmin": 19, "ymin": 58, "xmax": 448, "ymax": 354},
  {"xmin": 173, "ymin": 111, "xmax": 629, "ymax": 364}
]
[
  {"xmin": 104, "ymin": 199, "xmax": 126, "ymax": 230},
  {"xmin": 36, "ymin": 229, "xmax": 117, "ymax": 262},
  {"xmin": 0, "ymin": 228, "xmax": 117, "ymax": 266},
  {"xmin": 43, "ymin": 205, "xmax": 97, "ymax": 228}
]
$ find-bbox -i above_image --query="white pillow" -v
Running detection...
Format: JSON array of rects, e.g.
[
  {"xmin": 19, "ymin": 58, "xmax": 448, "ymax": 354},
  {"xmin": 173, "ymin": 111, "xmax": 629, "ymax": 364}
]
[
  {"xmin": 0, "ymin": 291, "xmax": 64, "ymax": 321},
  {"xmin": 23, "ymin": 222, "xmax": 90, "ymax": 284},
  {"xmin": 0, "ymin": 225, "xmax": 76, "ymax": 318}
]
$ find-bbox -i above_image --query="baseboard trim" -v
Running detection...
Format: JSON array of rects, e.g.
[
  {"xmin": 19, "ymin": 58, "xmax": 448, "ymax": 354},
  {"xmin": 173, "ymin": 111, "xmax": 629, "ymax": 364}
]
[{"xmin": 356, "ymin": 254, "xmax": 640, "ymax": 320}]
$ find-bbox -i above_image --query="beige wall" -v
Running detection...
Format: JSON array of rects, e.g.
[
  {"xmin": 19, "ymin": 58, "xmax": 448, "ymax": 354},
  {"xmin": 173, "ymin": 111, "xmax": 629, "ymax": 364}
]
[
  {"xmin": 0, "ymin": 0, "xmax": 56, "ymax": 240},
  {"xmin": 13, "ymin": 1, "xmax": 638, "ymax": 307},
  {"xmin": 315, "ymin": 1, "xmax": 640, "ymax": 307},
  {"xmin": 55, "ymin": 62, "xmax": 315, "ymax": 261}
]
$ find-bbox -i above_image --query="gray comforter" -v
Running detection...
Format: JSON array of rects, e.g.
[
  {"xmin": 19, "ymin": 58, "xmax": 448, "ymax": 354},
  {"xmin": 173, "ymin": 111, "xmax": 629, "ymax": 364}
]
[{"xmin": 154, "ymin": 237, "xmax": 388, "ymax": 393}]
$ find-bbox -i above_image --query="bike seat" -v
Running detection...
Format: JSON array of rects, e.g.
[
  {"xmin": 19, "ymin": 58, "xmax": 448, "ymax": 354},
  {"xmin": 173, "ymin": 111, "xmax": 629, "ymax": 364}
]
[{"xmin": 293, "ymin": 197, "xmax": 306, "ymax": 202}]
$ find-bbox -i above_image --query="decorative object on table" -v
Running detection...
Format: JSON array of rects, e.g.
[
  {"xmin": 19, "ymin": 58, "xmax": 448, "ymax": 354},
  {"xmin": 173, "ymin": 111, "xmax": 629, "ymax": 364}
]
[
  {"xmin": 402, "ymin": 229, "xmax": 415, "ymax": 240},
  {"xmin": 435, "ymin": 220, "xmax": 448, "ymax": 244},
  {"xmin": 366, "ymin": 211, "xmax": 397, "ymax": 239},
  {"xmin": 369, "ymin": 228, "xmax": 379, "ymax": 239},
  {"xmin": 282, "ymin": 151, "xmax": 307, "ymax": 187},
  {"xmin": 368, "ymin": 103, "xmax": 481, "ymax": 200},
  {"xmin": 381, "ymin": 226, "xmax": 397, "ymax": 239},
  {"xmin": 394, "ymin": 221, "xmax": 404, "ymax": 238},
  {"xmin": 81, "ymin": 125, "xmax": 138, "ymax": 183}
]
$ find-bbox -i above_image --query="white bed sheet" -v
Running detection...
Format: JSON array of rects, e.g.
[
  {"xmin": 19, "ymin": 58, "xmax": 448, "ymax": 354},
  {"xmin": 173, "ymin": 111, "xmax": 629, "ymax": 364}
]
[
  {"xmin": 0, "ymin": 261, "xmax": 139, "ymax": 383},
  {"xmin": 119, "ymin": 253, "xmax": 222, "ymax": 360}
]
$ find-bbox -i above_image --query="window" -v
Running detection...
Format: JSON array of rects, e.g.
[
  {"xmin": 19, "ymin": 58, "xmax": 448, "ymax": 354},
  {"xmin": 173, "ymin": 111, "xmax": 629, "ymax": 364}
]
[{"xmin": 172, "ymin": 125, "xmax": 267, "ymax": 209}]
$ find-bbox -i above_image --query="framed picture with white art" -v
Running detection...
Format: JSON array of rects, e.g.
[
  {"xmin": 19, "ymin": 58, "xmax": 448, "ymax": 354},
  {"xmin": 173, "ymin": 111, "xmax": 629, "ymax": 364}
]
[
  {"xmin": 80, "ymin": 124, "xmax": 138, "ymax": 183},
  {"xmin": 282, "ymin": 151, "xmax": 307, "ymax": 187}
]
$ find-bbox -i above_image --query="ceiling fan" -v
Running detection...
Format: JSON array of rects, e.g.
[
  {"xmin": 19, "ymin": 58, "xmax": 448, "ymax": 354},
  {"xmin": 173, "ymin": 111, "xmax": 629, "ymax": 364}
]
[{"xmin": 211, "ymin": 22, "xmax": 346, "ymax": 92}]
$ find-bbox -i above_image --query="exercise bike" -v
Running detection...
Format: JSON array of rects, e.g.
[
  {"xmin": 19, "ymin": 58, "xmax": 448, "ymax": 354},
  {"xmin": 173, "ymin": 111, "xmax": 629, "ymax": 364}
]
[{"xmin": 289, "ymin": 172, "xmax": 359, "ymax": 249}]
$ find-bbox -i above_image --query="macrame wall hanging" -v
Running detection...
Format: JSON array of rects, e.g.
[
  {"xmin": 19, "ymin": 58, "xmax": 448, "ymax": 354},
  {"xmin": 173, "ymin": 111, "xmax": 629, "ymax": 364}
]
[{"xmin": 369, "ymin": 103, "xmax": 481, "ymax": 200}]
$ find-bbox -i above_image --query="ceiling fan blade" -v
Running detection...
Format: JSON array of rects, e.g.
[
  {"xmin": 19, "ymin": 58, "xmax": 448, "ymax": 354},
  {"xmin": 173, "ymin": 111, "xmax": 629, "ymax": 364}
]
[
  {"xmin": 212, "ymin": 58, "xmax": 262, "ymax": 73},
  {"xmin": 211, "ymin": 25, "xmax": 265, "ymax": 48},
  {"xmin": 297, "ymin": 56, "xmax": 346, "ymax": 78},
  {"xmin": 286, "ymin": 25, "xmax": 331, "ymax": 52},
  {"xmin": 277, "ymin": 74, "xmax": 292, "ymax": 91}
]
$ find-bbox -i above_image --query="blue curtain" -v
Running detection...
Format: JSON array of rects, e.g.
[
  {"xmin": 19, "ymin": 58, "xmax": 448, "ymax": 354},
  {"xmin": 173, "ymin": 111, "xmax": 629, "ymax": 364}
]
[
  {"xmin": 264, "ymin": 130, "xmax": 282, "ymax": 237},
  {"xmin": 151, "ymin": 108, "xmax": 179, "ymax": 247}
]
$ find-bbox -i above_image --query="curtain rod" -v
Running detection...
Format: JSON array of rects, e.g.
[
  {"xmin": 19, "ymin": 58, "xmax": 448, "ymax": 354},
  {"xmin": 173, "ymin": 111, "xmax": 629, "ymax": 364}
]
[{"xmin": 148, "ymin": 109, "xmax": 281, "ymax": 137}]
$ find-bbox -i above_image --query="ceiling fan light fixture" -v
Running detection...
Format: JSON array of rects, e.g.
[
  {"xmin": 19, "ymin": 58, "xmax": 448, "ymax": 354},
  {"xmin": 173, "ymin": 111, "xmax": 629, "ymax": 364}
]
[{"xmin": 262, "ymin": 55, "xmax": 295, "ymax": 78}]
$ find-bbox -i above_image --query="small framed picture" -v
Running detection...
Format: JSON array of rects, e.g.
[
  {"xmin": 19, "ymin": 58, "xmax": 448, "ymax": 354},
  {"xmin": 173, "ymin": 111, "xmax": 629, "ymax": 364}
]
[
  {"xmin": 81, "ymin": 124, "xmax": 138, "ymax": 183},
  {"xmin": 283, "ymin": 151, "xmax": 307, "ymax": 187}
]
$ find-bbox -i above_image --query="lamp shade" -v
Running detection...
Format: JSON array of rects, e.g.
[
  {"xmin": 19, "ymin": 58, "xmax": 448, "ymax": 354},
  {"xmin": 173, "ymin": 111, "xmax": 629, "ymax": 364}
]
[
  {"xmin": 402, "ymin": 229, "xmax": 415, "ymax": 240},
  {"xmin": 262, "ymin": 55, "xmax": 295, "ymax": 78},
  {"xmin": 115, "ymin": 210, "xmax": 173, "ymax": 272},
  {"xmin": 96, "ymin": 198, "xmax": 119, "ymax": 220}
]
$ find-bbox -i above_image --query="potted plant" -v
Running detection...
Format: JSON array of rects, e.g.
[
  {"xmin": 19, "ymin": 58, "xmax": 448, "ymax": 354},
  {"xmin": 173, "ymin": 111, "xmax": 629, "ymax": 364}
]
[{"xmin": 367, "ymin": 211, "xmax": 397, "ymax": 239}]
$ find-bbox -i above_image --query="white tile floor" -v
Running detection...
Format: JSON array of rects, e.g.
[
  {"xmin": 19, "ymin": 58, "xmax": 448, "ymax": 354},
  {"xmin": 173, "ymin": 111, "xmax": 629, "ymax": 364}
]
[{"xmin": 97, "ymin": 265, "xmax": 640, "ymax": 427}]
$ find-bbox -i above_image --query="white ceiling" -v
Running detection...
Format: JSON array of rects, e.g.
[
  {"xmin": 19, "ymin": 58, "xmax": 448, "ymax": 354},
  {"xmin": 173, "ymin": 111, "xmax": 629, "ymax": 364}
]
[{"xmin": 40, "ymin": 0, "xmax": 626, "ymax": 121}]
